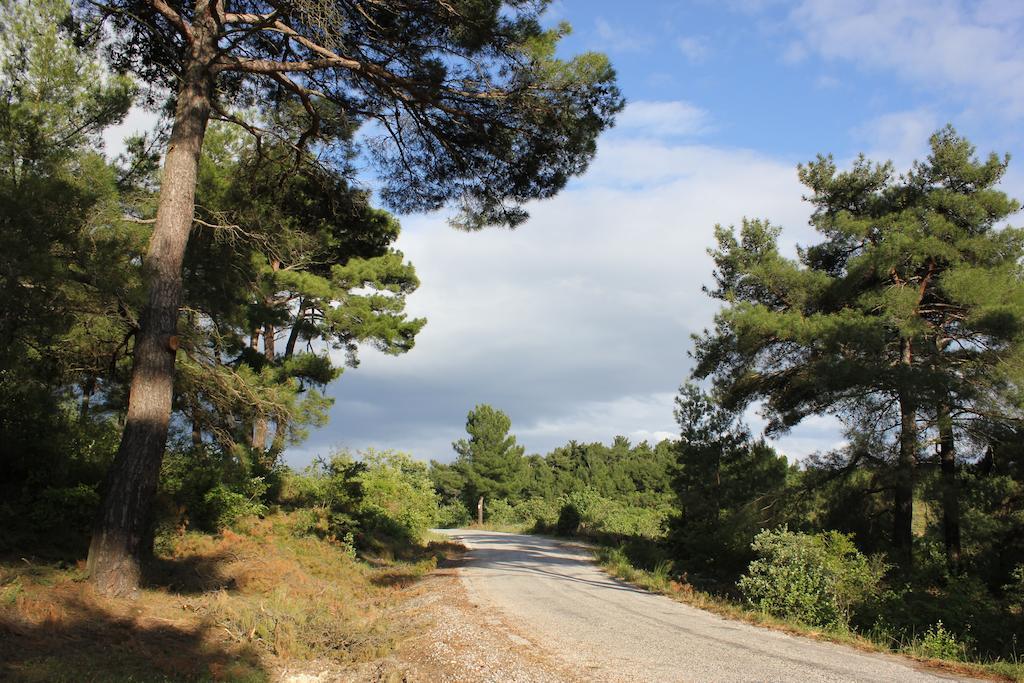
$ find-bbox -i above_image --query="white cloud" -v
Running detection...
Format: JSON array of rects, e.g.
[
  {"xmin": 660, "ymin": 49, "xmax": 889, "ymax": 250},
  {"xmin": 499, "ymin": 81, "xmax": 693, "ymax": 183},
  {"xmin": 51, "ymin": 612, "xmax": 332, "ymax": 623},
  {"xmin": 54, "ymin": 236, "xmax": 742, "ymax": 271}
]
[
  {"xmin": 676, "ymin": 36, "xmax": 709, "ymax": 63},
  {"xmin": 852, "ymin": 108, "xmax": 939, "ymax": 172},
  {"xmin": 781, "ymin": 41, "xmax": 807, "ymax": 64},
  {"xmin": 787, "ymin": 0, "xmax": 1024, "ymax": 116},
  {"xmin": 815, "ymin": 74, "xmax": 840, "ymax": 89},
  {"xmin": 613, "ymin": 100, "xmax": 711, "ymax": 139},
  {"xmin": 594, "ymin": 17, "xmax": 652, "ymax": 53},
  {"xmin": 745, "ymin": 409, "xmax": 848, "ymax": 462},
  {"xmin": 517, "ymin": 393, "xmax": 679, "ymax": 446},
  {"xmin": 303, "ymin": 132, "xmax": 828, "ymax": 466}
]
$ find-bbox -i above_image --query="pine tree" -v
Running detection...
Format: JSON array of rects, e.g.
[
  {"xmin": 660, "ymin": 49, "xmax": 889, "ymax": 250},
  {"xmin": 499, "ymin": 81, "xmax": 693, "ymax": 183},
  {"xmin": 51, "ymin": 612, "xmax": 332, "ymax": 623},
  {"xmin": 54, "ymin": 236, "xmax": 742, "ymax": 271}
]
[
  {"xmin": 78, "ymin": 0, "xmax": 623, "ymax": 594},
  {"xmin": 693, "ymin": 128, "xmax": 1024, "ymax": 570},
  {"xmin": 669, "ymin": 385, "xmax": 787, "ymax": 581},
  {"xmin": 452, "ymin": 404, "xmax": 527, "ymax": 510}
]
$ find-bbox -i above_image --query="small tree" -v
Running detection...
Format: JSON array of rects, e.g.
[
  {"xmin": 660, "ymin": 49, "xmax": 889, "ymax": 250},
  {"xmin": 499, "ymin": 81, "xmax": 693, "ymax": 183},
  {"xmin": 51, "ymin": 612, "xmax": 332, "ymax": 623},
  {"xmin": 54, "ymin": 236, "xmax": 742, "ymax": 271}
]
[
  {"xmin": 669, "ymin": 385, "xmax": 789, "ymax": 581},
  {"xmin": 453, "ymin": 404, "xmax": 527, "ymax": 512}
]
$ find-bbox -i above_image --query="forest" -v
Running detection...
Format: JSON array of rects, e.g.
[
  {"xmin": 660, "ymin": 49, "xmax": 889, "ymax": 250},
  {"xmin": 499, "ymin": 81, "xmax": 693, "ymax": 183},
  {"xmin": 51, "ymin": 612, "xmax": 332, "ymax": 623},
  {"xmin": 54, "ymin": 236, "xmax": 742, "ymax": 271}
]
[{"xmin": 1, "ymin": 0, "xmax": 1023, "ymax": 680}]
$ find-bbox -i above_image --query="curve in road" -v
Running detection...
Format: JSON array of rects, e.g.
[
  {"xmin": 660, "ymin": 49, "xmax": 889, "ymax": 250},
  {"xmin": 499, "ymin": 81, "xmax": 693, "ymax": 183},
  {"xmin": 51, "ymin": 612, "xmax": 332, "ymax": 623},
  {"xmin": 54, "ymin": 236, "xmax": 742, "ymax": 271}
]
[{"xmin": 439, "ymin": 529, "xmax": 974, "ymax": 683}]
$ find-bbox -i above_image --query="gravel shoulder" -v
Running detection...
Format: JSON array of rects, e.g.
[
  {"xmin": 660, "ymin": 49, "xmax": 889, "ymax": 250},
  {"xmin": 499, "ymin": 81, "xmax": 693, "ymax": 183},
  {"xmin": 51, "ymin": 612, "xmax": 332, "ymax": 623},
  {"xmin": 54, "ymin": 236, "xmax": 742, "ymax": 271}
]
[{"xmin": 435, "ymin": 529, "xmax": 982, "ymax": 683}]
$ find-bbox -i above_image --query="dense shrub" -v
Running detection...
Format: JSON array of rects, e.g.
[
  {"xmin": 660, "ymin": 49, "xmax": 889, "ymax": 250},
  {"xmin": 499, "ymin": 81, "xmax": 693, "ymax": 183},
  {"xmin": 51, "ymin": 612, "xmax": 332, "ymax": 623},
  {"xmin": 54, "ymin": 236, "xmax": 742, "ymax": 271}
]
[
  {"xmin": 355, "ymin": 449, "xmax": 439, "ymax": 543},
  {"xmin": 554, "ymin": 488, "xmax": 668, "ymax": 539},
  {"xmin": 279, "ymin": 450, "xmax": 441, "ymax": 545},
  {"xmin": 27, "ymin": 484, "xmax": 100, "ymax": 536},
  {"xmin": 159, "ymin": 444, "xmax": 276, "ymax": 531},
  {"xmin": 435, "ymin": 501, "xmax": 471, "ymax": 528},
  {"xmin": 513, "ymin": 497, "xmax": 559, "ymax": 529},
  {"xmin": 484, "ymin": 498, "xmax": 517, "ymax": 526},
  {"xmin": 555, "ymin": 488, "xmax": 601, "ymax": 535},
  {"xmin": 202, "ymin": 479, "xmax": 270, "ymax": 529},
  {"xmin": 737, "ymin": 527, "xmax": 885, "ymax": 629}
]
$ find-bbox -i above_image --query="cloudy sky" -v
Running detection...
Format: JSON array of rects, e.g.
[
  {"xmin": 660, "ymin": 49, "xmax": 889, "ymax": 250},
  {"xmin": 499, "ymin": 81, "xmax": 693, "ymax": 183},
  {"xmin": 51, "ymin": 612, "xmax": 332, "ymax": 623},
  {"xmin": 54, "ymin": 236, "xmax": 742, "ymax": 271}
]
[{"xmin": 108, "ymin": 0, "xmax": 1024, "ymax": 466}]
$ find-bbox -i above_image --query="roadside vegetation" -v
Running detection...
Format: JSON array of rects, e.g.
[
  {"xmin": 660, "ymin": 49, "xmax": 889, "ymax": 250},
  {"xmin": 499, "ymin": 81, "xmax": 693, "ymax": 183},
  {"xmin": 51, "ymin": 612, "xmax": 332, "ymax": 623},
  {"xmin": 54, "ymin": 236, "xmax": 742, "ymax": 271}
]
[
  {"xmin": 432, "ymin": 130, "xmax": 1024, "ymax": 679},
  {"xmin": 1, "ymin": 449, "xmax": 463, "ymax": 681},
  {"xmin": 3, "ymin": 0, "xmax": 1024, "ymax": 680}
]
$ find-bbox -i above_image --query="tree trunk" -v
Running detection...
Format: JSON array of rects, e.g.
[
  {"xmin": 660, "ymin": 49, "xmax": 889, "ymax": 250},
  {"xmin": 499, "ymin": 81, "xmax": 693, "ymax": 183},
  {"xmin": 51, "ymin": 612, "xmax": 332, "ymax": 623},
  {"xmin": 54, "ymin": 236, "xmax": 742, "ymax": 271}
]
[
  {"xmin": 893, "ymin": 339, "xmax": 916, "ymax": 570},
  {"xmin": 477, "ymin": 496, "xmax": 484, "ymax": 526},
  {"xmin": 80, "ymin": 375, "xmax": 96, "ymax": 419},
  {"xmin": 251, "ymin": 319, "xmax": 275, "ymax": 451},
  {"xmin": 937, "ymin": 397, "xmax": 961, "ymax": 573},
  {"xmin": 87, "ymin": 9, "xmax": 218, "ymax": 597},
  {"xmin": 284, "ymin": 299, "xmax": 306, "ymax": 358},
  {"xmin": 251, "ymin": 262, "xmax": 280, "ymax": 452}
]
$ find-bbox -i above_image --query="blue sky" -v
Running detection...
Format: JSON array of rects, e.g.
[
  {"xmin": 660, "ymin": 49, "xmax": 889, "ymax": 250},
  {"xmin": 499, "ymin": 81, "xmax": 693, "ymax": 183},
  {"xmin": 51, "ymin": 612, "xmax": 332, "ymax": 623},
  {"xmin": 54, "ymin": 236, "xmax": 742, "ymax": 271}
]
[{"xmin": 108, "ymin": 1, "xmax": 1024, "ymax": 467}]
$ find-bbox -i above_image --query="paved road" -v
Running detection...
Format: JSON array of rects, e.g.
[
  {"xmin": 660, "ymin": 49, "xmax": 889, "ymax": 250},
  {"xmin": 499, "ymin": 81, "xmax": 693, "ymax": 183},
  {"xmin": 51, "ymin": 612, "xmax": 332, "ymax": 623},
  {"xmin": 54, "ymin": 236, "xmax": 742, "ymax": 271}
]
[{"xmin": 438, "ymin": 529, "xmax": 973, "ymax": 683}]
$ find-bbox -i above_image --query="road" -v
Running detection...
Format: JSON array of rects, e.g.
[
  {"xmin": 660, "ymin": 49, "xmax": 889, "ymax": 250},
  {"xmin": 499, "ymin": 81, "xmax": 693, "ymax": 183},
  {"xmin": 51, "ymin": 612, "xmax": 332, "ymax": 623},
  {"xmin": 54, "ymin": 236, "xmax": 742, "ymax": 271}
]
[{"xmin": 437, "ymin": 529, "xmax": 974, "ymax": 683}]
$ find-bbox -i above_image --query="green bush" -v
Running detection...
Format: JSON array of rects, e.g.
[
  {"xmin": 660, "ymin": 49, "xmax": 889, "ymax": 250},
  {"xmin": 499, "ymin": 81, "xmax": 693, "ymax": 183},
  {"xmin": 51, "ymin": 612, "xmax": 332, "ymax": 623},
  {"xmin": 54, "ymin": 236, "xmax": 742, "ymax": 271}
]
[
  {"xmin": 737, "ymin": 527, "xmax": 885, "ymax": 629},
  {"xmin": 555, "ymin": 488, "xmax": 602, "ymax": 535},
  {"xmin": 356, "ymin": 449, "xmax": 439, "ymax": 542},
  {"xmin": 28, "ymin": 483, "xmax": 100, "ymax": 534},
  {"xmin": 484, "ymin": 498, "xmax": 517, "ymax": 526},
  {"xmin": 435, "ymin": 501, "xmax": 471, "ymax": 528},
  {"xmin": 1003, "ymin": 564, "xmax": 1024, "ymax": 611},
  {"xmin": 202, "ymin": 477, "xmax": 270, "ymax": 529},
  {"xmin": 554, "ymin": 488, "xmax": 668, "ymax": 540},
  {"xmin": 513, "ymin": 497, "xmax": 559, "ymax": 529},
  {"xmin": 918, "ymin": 621, "xmax": 967, "ymax": 661}
]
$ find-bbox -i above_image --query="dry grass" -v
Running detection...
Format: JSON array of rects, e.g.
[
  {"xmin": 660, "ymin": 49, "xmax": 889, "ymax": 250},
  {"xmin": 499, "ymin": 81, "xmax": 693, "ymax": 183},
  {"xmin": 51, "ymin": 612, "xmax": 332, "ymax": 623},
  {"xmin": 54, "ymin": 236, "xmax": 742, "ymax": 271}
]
[{"xmin": 0, "ymin": 512, "xmax": 462, "ymax": 682}]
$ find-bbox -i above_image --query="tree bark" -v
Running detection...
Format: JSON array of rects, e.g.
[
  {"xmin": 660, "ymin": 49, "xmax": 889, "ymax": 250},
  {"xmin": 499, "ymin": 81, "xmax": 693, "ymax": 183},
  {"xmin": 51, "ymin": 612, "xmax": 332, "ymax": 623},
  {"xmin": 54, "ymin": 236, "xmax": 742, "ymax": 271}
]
[
  {"xmin": 284, "ymin": 299, "xmax": 306, "ymax": 358},
  {"xmin": 251, "ymin": 261, "xmax": 280, "ymax": 452},
  {"xmin": 87, "ymin": 6, "xmax": 219, "ymax": 597},
  {"xmin": 893, "ymin": 338, "xmax": 916, "ymax": 571},
  {"xmin": 80, "ymin": 376, "xmax": 96, "ymax": 419},
  {"xmin": 937, "ymin": 397, "xmax": 961, "ymax": 573},
  {"xmin": 251, "ymin": 319, "xmax": 274, "ymax": 451}
]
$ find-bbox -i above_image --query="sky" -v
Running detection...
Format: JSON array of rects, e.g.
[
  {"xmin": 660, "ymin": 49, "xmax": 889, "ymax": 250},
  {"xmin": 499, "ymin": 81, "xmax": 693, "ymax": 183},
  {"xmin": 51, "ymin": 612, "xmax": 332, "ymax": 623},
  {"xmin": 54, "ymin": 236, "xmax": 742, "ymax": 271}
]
[{"xmin": 105, "ymin": 0, "xmax": 1024, "ymax": 467}]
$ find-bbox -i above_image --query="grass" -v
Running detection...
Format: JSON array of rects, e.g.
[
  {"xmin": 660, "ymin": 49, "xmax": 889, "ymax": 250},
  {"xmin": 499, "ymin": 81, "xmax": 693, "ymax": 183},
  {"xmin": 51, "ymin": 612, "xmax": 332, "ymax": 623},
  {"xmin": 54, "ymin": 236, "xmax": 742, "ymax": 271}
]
[
  {"xmin": 593, "ymin": 544, "xmax": 1024, "ymax": 682},
  {"xmin": 0, "ymin": 512, "xmax": 462, "ymax": 682}
]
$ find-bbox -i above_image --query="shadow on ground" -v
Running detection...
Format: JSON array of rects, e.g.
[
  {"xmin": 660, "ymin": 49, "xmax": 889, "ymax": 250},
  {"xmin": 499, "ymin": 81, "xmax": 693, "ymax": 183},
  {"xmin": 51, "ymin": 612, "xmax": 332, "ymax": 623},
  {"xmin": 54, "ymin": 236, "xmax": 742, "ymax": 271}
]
[{"xmin": 0, "ymin": 565, "xmax": 266, "ymax": 682}]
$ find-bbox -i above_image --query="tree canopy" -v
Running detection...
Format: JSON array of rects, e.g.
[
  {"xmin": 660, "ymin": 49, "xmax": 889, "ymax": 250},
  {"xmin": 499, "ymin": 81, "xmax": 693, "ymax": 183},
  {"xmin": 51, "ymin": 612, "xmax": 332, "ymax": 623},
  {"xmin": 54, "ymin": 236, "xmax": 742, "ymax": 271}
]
[{"xmin": 73, "ymin": 0, "xmax": 622, "ymax": 594}]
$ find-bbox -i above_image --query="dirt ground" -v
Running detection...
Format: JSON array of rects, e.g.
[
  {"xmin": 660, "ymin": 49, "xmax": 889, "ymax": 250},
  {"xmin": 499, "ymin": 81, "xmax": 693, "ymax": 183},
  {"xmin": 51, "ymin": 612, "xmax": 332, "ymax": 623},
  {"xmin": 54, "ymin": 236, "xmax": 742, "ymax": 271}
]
[{"xmin": 280, "ymin": 556, "xmax": 582, "ymax": 683}]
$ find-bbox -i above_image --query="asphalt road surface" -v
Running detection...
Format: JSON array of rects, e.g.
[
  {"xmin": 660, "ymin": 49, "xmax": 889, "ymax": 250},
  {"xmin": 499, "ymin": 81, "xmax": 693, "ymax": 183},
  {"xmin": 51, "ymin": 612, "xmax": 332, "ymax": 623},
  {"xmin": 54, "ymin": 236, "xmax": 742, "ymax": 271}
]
[{"xmin": 438, "ymin": 529, "xmax": 974, "ymax": 683}]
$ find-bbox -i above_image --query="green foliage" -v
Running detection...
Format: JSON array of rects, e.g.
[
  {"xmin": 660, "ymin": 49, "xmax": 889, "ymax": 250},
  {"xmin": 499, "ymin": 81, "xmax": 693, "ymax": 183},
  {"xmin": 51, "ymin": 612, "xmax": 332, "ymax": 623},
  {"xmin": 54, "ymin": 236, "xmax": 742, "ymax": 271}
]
[
  {"xmin": 1004, "ymin": 565, "xmax": 1024, "ymax": 611},
  {"xmin": 512, "ymin": 497, "xmax": 560, "ymax": 530},
  {"xmin": 356, "ymin": 450, "xmax": 439, "ymax": 543},
  {"xmin": 553, "ymin": 487, "xmax": 668, "ymax": 540},
  {"xmin": 452, "ymin": 404, "xmax": 527, "ymax": 506},
  {"xmin": 670, "ymin": 385, "xmax": 790, "ymax": 582},
  {"xmin": 27, "ymin": 484, "xmax": 100, "ymax": 537},
  {"xmin": 202, "ymin": 480, "xmax": 270, "ymax": 530},
  {"xmin": 159, "ymin": 444, "xmax": 276, "ymax": 532},
  {"xmin": 484, "ymin": 498, "xmax": 517, "ymax": 526},
  {"xmin": 0, "ymin": 0, "xmax": 141, "ymax": 557},
  {"xmin": 279, "ymin": 449, "xmax": 439, "ymax": 545},
  {"xmin": 918, "ymin": 621, "xmax": 968, "ymax": 661},
  {"xmin": 693, "ymin": 127, "xmax": 1024, "ymax": 572},
  {"xmin": 738, "ymin": 528, "xmax": 886, "ymax": 629},
  {"xmin": 182, "ymin": 130, "xmax": 425, "ymax": 457},
  {"xmin": 434, "ymin": 501, "xmax": 471, "ymax": 529}
]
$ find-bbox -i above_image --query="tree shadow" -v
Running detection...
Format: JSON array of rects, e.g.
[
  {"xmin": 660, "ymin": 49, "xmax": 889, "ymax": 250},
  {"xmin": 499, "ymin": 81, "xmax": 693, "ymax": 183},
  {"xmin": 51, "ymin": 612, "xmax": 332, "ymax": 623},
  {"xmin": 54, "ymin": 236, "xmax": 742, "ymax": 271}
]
[
  {"xmin": 0, "ymin": 592, "xmax": 266, "ymax": 682},
  {"xmin": 143, "ymin": 551, "xmax": 237, "ymax": 595}
]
